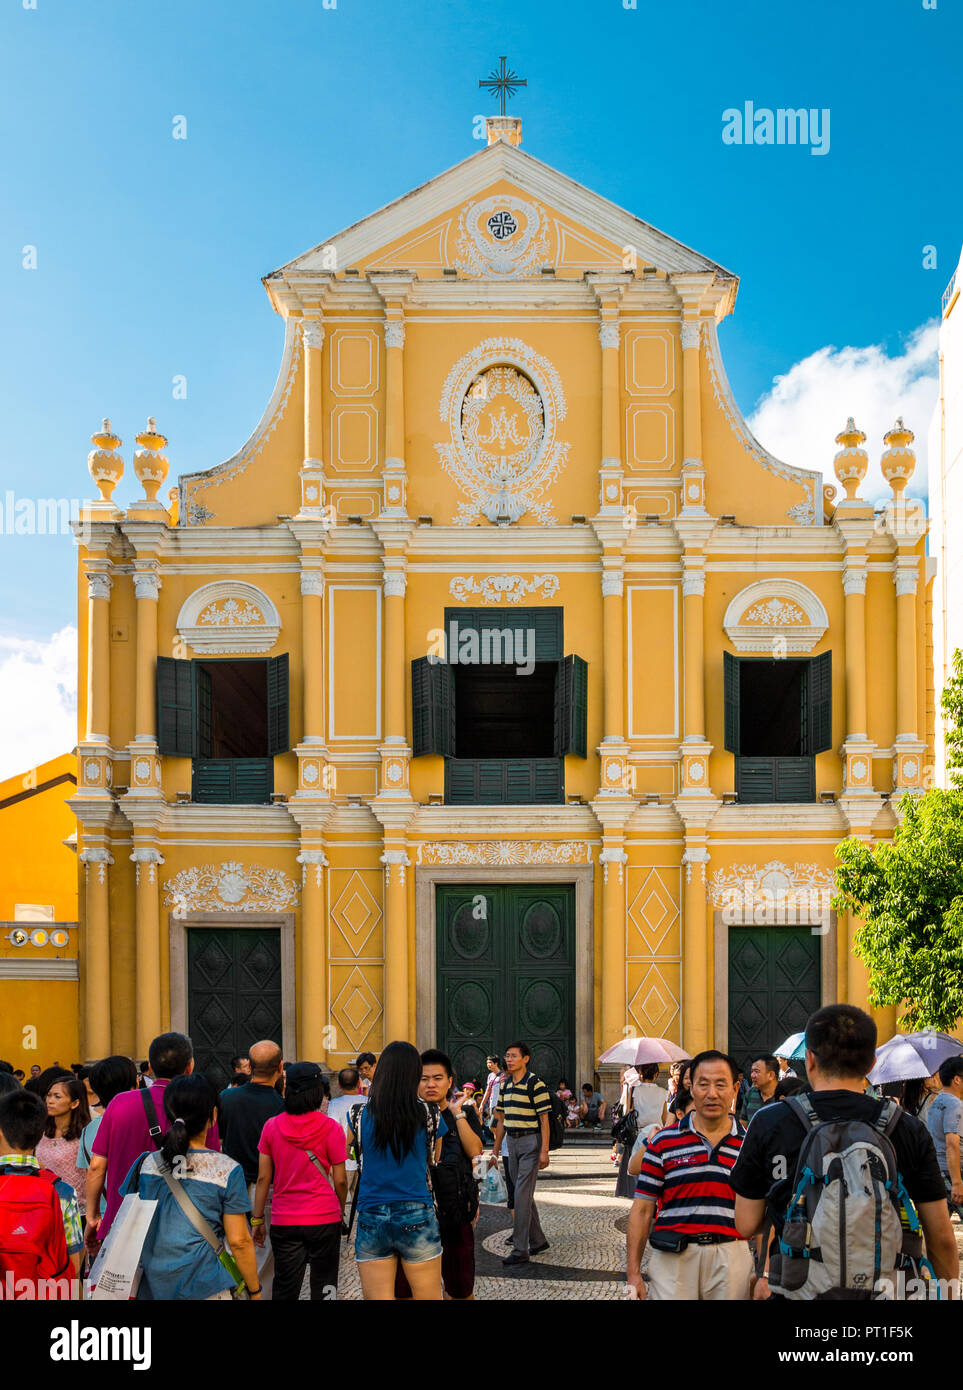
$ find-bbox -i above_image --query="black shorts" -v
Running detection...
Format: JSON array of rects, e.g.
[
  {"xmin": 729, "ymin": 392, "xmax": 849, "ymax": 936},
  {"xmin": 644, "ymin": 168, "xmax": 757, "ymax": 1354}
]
[{"xmin": 394, "ymin": 1217, "xmax": 476, "ymax": 1299}]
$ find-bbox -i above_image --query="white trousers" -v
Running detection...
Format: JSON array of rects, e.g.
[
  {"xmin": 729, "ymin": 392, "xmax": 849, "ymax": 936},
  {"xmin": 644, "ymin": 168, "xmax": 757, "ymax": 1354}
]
[{"xmin": 647, "ymin": 1239, "xmax": 753, "ymax": 1301}]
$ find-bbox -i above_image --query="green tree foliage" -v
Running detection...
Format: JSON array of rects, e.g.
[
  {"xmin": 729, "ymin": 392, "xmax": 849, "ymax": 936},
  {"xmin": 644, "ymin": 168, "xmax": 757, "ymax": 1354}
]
[
  {"xmin": 834, "ymin": 648, "xmax": 963, "ymax": 1030},
  {"xmin": 942, "ymin": 647, "xmax": 963, "ymax": 790}
]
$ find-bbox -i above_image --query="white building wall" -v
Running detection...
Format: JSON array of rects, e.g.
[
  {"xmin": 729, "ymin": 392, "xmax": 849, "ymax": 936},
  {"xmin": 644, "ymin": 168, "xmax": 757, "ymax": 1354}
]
[{"xmin": 930, "ymin": 244, "xmax": 963, "ymax": 782}]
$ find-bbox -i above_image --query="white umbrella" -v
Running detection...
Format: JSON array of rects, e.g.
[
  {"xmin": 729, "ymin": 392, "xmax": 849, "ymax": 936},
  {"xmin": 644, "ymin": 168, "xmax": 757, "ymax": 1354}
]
[
  {"xmin": 868, "ymin": 1037, "xmax": 932, "ymax": 1085},
  {"xmin": 598, "ymin": 1036, "xmax": 691, "ymax": 1066},
  {"xmin": 867, "ymin": 1031, "xmax": 963, "ymax": 1085},
  {"xmin": 773, "ymin": 1032, "xmax": 807, "ymax": 1061}
]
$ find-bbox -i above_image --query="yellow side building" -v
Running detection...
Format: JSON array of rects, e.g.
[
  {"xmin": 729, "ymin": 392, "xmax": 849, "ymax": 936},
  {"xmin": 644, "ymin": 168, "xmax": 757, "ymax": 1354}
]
[
  {"xmin": 70, "ymin": 117, "xmax": 930, "ymax": 1091},
  {"xmin": 0, "ymin": 752, "xmax": 79, "ymax": 1070}
]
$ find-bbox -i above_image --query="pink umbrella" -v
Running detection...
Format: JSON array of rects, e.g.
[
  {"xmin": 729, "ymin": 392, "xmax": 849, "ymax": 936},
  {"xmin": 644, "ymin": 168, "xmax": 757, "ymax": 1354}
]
[{"xmin": 598, "ymin": 1037, "xmax": 691, "ymax": 1066}]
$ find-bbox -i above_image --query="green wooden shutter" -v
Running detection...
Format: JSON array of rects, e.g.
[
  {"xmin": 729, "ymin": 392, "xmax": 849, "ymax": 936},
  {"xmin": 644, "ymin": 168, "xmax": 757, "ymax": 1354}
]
[
  {"xmin": 234, "ymin": 758, "xmax": 274, "ymax": 803},
  {"xmin": 444, "ymin": 607, "xmax": 563, "ymax": 663},
  {"xmin": 157, "ymin": 656, "xmax": 195, "ymax": 757},
  {"xmin": 412, "ymin": 657, "xmax": 433, "ymax": 755},
  {"xmin": 808, "ymin": 650, "xmax": 832, "ymax": 755},
  {"xmin": 533, "ymin": 759, "xmax": 564, "ymax": 803},
  {"xmin": 775, "ymin": 758, "xmax": 815, "ymax": 802},
  {"xmin": 266, "ymin": 654, "xmax": 290, "ymax": 755},
  {"xmin": 736, "ymin": 758, "xmax": 776, "ymax": 802},
  {"xmin": 195, "ymin": 664, "xmax": 212, "ymax": 759},
  {"xmin": 724, "ymin": 652, "xmax": 741, "ymax": 754},
  {"xmin": 556, "ymin": 655, "xmax": 588, "ymax": 757},
  {"xmin": 411, "ymin": 657, "xmax": 455, "ymax": 756},
  {"xmin": 192, "ymin": 759, "xmax": 233, "ymax": 803}
]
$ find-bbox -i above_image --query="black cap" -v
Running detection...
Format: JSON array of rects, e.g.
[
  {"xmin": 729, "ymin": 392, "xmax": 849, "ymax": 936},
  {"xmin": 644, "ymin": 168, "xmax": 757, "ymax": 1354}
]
[{"xmin": 284, "ymin": 1062, "xmax": 324, "ymax": 1096}]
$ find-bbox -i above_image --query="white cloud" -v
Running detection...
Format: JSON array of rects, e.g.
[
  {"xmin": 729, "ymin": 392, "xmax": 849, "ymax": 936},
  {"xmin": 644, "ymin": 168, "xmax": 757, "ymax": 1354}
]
[
  {"xmin": 747, "ymin": 322, "xmax": 940, "ymax": 502},
  {"xmin": 0, "ymin": 627, "xmax": 77, "ymax": 783}
]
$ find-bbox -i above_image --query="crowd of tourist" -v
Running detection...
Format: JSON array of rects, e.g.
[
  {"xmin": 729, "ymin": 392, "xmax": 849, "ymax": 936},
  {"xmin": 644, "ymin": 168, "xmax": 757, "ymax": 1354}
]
[{"xmin": 0, "ymin": 1002, "xmax": 960, "ymax": 1301}]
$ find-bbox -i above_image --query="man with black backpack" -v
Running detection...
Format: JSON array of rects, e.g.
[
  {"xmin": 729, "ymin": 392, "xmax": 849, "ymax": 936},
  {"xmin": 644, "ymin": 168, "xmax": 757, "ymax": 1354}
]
[
  {"xmin": 489, "ymin": 1041, "xmax": 558, "ymax": 1267},
  {"xmin": 731, "ymin": 1004, "xmax": 959, "ymax": 1300},
  {"xmin": 395, "ymin": 1049, "xmax": 484, "ymax": 1300}
]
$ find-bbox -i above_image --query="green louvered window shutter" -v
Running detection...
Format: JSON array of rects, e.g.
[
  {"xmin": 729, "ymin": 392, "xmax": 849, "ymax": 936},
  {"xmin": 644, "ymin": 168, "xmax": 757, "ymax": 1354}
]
[
  {"xmin": 195, "ymin": 663, "xmax": 213, "ymax": 759},
  {"xmin": 267, "ymin": 654, "xmax": 290, "ymax": 756},
  {"xmin": 723, "ymin": 651, "xmax": 740, "ymax": 754},
  {"xmin": 444, "ymin": 607, "xmax": 563, "ymax": 663},
  {"xmin": 808, "ymin": 650, "xmax": 832, "ymax": 755},
  {"xmin": 156, "ymin": 656, "xmax": 195, "ymax": 757},
  {"xmin": 556, "ymin": 654, "xmax": 588, "ymax": 757},
  {"xmin": 411, "ymin": 657, "xmax": 455, "ymax": 756}
]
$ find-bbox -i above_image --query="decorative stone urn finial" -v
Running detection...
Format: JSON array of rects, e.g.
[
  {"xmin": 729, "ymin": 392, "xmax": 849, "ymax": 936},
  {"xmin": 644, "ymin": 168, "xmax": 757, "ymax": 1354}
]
[
  {"xmin": 87, "ymin": 417, "xmax": 124, "ymax": 503},
  {"xmin": 833, "ymin": 416, "xmax": 868, "ymax": 500},
  {"xmin": 133, "ymin": 418, "xmax": 169, "ymax": 503},
  {"xmin": 881, "ymin": 417, "xmax": 916, "ymax": 497}
]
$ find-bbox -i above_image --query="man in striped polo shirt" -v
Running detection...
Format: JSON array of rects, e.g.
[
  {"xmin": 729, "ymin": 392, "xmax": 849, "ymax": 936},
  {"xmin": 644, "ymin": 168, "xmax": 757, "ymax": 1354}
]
[
  {"xmin": 626, "ymin": 1050, "xmax": 753, "ymax": 1300},
  {"xmin": 490, "ymin": 1041, "xmax": 552, "ymax": 1266}
]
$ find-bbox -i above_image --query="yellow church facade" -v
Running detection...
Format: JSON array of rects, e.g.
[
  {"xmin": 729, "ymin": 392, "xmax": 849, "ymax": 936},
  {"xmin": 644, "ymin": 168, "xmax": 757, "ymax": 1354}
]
[{"xmin": 70, "ymin": 117, "xmax": 931, "ymax": 1090}]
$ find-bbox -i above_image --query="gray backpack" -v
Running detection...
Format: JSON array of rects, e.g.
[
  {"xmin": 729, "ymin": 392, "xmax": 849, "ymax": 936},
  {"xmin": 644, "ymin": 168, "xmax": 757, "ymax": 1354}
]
[{"xmin": 770, "ymin": 1094, "xmax": 921, "ymax": 1300}]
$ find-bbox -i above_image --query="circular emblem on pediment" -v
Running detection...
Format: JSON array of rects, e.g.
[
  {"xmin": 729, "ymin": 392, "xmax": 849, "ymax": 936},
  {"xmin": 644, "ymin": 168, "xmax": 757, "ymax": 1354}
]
[
  {"xmin": 487, "ymin": 209, "xmax": 518, "ymax": 241},
  {"xmin": 455, "ymin": 196, "xmax": 549, "ymax": 278}
]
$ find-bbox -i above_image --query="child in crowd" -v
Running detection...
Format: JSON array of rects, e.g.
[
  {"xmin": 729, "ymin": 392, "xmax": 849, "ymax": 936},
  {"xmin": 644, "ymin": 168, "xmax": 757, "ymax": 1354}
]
[{"xmin": 0, "ymin": 1089, "xmax": 83, "ymax": 1298}]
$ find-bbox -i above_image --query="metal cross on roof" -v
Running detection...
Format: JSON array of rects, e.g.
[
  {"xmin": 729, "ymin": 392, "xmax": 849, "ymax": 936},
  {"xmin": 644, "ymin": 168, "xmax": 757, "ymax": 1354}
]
[{"xmin": 478, "ymin": 55, "xmax": 527, "ymax": 117}]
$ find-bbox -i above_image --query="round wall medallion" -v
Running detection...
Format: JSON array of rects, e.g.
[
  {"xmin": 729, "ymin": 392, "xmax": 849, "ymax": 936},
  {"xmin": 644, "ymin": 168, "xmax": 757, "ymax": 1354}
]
[
  {"xmin": 903, "ymin": 758, "xmax": 918, "ymax": 780},
  {"xmin": 134, "ymin": 757, "xmax": 152, "ymax": 782},
  {"xmin": 302, "ymin": 763, "xmax": 319, "ymax": 785},
  {"xmin": 386, "ymin": 761, "xmax": 403, "ymax": 784},
  {"xmin": 84, "ymin": 759, "xmax": 100, "ymax": 783},
  {"xmin": 851, "ymin": 757, "xmax": 868, "ymax": 781},
  {"xmin": 216, "ymin": 870, "xmax": 247, "ymax": 904},
  {"xmin": 687, "ymin": 482, "xmax": 701, "ymax": 501},
  {"xmin": 688, "ymin": 759, "xmax": 705, "ymax": 781},
  {"xmin": 606, "ymin": 761, "xmax": 621, "ymax": 784}
]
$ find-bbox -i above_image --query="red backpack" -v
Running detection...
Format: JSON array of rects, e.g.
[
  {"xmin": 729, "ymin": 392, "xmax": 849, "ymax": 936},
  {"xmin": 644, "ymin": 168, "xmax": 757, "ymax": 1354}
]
[{"xmin": 0, "ymin": 1167, "xmax": 71, "ymax": 1299}]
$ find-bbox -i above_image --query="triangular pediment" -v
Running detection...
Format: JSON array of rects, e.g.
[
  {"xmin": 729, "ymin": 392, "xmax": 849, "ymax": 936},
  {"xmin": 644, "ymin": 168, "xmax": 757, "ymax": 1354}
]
[{"xmin": 271, "ymin": 141, "xmax": 733, "ymax": 283}]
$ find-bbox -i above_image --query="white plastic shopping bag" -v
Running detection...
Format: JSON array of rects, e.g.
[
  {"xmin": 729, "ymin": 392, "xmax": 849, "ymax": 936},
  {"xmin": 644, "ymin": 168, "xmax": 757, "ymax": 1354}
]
[
  {"xmin": 87, "ymin": 1194, "xmax": 157, "ymax": 1300},
  {"xmin": 479, "ymin": 1166, "xmax": 508, "ymax": 1205}
]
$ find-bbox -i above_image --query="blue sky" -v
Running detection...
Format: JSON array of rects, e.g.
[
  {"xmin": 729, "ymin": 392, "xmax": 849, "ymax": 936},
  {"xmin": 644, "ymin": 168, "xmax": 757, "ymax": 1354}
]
[{"xmin": 0, "ymin": 0, "xmax": 959, "ymax": 771}]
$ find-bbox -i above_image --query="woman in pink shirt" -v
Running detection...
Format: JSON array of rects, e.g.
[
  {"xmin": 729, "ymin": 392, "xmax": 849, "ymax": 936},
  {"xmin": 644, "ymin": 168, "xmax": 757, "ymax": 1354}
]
[
  {"xmin": 253, "ymin": 1062, "xmax": 347, "ymax": 1300},
  {"xmin": 36, "ymin": 1075, "xmax": 91, "ymax": 1211}
]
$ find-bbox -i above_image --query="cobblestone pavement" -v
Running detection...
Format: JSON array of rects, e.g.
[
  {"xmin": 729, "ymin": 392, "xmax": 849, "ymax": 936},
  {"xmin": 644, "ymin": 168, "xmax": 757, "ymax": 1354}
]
[
  {"xmin": 327, "ymin": 1147, "xmax": 634, "ymax": 1301},
  {"xmin": 311, "ymin": 1146, "xmax": 963, "ymax": 1301}
]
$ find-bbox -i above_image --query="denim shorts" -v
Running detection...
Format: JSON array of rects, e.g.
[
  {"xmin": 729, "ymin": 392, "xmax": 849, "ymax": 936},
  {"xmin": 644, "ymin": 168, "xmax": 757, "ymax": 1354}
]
[{"xmin": 355, "ymin": 1201, "xmax": 442, "ymax": 1264}]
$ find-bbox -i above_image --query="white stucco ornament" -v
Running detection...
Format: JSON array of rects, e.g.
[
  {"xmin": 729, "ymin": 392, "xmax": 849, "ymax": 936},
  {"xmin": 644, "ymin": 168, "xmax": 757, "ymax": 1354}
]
[
  {"xmin": 723, "ymin": 580, "xmax": 828, "ymax": 654},
  {"xmin": 454, "ymin": 195, "xmax": 549, "ymax": 278},
  {"xmin": 435, "ymin": 339, "xmax": 570, "ymax": 525},
  {"xmin": 449, "ymin": 573, "xmax": 559, "ymax": 605},
  {"xmin": 163, "ymin": 862, "xmax": 299, "ymax": 915},
  {"xmin": 176, "ymin": 581, "xmax": 281, "ymax": 655}
]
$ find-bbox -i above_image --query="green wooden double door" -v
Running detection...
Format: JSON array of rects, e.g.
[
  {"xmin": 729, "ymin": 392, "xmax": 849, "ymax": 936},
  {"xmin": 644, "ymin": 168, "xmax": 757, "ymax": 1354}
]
[
  {"xmin": 436, "ymin": 884, "xmax": 576, "ymax": 1093},
  {"xmin": 187, "ymin": 928, "xmax": 284, "ymax": 1091},
  {"xmin": 728, "ymin": 925, "xmax": 821, "ymax": 1071}
]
